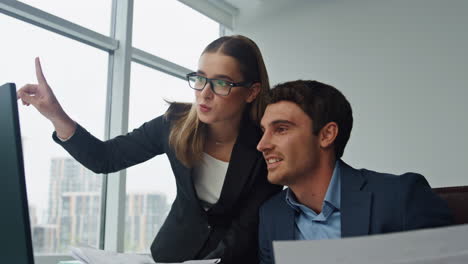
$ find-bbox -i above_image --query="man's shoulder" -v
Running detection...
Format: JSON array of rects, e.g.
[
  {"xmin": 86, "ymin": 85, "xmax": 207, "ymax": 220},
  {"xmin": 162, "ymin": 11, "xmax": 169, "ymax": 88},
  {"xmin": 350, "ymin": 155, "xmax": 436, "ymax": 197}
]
[
  {"xmin": 345, "ymin": 161, "xmax": 428, "ymax": 187},
  {"xmin": 339, "ymin": 161, "xmax": 431, "ymax": 195},
  {"xmin": 363, "ymin": 169, "xmax": 428, "ymax": 187}
]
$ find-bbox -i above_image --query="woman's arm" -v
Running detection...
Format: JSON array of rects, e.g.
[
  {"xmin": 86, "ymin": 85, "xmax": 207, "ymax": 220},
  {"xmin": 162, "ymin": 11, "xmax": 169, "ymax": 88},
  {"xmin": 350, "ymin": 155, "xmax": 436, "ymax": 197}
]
[
  {"xmin": 18, "ymin": 58, "xmax": 170, "ymax": 174},
  {"xmin": 53, "ymin": 114, "xmax": 169, "ymax": 174}
]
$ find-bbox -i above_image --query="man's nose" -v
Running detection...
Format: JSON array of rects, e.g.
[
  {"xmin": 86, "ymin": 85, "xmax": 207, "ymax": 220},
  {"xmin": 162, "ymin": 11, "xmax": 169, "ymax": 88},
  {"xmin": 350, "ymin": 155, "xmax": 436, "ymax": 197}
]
[{"xmin": 257, "ymin": 133, "xmax": 272, "ymax": 153}]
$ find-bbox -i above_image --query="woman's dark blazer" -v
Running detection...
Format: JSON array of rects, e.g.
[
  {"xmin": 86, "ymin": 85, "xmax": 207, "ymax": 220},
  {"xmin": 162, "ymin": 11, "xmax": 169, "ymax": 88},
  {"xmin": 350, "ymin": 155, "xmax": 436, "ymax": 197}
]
[{"xmin": 52, "ymin": 103, "xmax": 281, "ymax": 264}]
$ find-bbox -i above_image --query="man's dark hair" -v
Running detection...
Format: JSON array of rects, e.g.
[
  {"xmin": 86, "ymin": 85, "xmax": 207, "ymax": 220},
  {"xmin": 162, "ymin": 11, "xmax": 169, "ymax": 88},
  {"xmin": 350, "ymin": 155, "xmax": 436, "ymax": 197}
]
[{"xmin": 266, "ymin": 80, "xmax": 353, "ymax": 159}]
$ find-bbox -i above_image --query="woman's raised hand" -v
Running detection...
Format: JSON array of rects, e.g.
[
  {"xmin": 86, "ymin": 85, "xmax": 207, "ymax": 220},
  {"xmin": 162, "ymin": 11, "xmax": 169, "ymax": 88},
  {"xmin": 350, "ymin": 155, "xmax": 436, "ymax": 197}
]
[
  {"xmin": 17, "ymin": 57, "xmax": 76, "ymax": 139},
  {"xmin": 17, "ymin": 57, "xmax": 66, "ymax": 121}
]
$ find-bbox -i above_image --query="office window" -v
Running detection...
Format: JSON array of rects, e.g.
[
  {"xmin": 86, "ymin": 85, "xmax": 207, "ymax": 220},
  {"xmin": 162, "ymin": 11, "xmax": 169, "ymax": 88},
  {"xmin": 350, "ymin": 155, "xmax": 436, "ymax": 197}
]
[
  {"xmin": 125, "ymin": 62, "xmax": 196, "ymax": 253},
  {"xmin": 18, "ymin": 0, "xmax": 112, "ymax": 35},
  {"xmin": 0, "ymin": 15, "xmax": 107, "ymax": 255},
  {"xmin": 2, "ymin": 0, "xmax": 224, "ymax": 260},
  {"xmin": 133, "ymin": 0, "xmax": 220, "ymax": 69}
]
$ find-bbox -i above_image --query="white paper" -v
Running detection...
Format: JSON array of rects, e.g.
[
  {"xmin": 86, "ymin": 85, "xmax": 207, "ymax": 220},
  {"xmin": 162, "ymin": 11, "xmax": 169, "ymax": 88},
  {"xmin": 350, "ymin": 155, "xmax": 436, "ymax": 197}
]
[
  {"xmin": 70, "ymin": 247, "xmax": 221, "ymax": 264},
  {"xmin": 273, "ymin": 224, "xmax": 468, "ymax": 264}
]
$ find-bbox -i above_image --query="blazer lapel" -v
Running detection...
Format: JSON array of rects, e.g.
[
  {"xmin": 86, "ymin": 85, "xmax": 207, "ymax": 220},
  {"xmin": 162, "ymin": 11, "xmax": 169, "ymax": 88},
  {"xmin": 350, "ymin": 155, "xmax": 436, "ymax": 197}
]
[
  {"xmin": 180, "ymin": 165, "xmax": 202, "ymax": 207},
  {"xmin": 340, "ymin": 161, "xmax": 372, "ymax": 238},
  {"xmin": 209, "ymin": 118, "xmax": 262, "ymax": 214},
  {"xmin": 276, "ymin": 192, "xmax": 296, "ymax": 241}
]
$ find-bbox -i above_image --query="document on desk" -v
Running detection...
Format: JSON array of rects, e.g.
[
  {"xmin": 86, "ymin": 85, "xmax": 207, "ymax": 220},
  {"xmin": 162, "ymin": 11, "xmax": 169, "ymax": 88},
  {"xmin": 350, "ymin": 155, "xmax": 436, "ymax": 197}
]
[
  {"xmin": 70, "ymin": 247, "xmax": 221, "ymax": 264},
  {"xmin": 273, "ymin": 224, "xmax": 468, "ymax": 264}
]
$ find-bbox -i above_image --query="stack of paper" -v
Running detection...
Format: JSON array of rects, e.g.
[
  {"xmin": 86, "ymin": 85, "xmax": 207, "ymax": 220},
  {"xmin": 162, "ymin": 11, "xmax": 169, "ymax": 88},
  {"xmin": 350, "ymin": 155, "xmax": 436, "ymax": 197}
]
[{"xmin": 70, "ymin": 247, "xmax": 221, "ymax": 264}]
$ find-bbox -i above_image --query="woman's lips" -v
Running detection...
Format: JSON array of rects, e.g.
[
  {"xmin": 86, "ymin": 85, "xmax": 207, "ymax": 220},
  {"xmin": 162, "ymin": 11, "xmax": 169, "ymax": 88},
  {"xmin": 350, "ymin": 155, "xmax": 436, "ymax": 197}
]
[{"xmin": 199, "ymin": 104, "xmax": 212, "ymax": 113}]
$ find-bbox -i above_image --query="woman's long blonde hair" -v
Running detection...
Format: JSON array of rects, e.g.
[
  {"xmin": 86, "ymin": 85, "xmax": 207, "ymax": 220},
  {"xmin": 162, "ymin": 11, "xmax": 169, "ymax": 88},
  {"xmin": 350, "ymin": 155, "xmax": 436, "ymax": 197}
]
[{"xmin": 166, "ymin": 35, "xmax": 270, "ymax": 168}]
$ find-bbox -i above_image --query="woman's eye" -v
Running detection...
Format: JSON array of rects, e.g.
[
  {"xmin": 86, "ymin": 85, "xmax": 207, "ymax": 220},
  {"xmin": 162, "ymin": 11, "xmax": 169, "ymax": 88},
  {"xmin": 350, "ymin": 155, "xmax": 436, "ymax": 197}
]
[{"xmin": 214, "ymin": 80, "xmax": 229, "ymax": 87}]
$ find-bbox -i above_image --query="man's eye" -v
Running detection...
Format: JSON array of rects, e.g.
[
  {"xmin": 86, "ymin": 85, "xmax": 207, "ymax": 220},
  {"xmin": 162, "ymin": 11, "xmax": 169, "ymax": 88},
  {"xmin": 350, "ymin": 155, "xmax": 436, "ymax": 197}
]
[
  {"xmin": 195, "ymin": 76, "xmax": 205, "ymax": 82},
  {"xmin": 276, "ymin": 127, "xmax": 288, "ymax": 133}
]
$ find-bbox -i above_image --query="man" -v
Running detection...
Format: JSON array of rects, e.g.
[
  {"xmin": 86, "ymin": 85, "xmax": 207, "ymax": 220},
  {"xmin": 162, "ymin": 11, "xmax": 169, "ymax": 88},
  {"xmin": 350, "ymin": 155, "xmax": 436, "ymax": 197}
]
[{"xmin": 257, "ymin": 80, "xmax": 453, "ymax": 264}]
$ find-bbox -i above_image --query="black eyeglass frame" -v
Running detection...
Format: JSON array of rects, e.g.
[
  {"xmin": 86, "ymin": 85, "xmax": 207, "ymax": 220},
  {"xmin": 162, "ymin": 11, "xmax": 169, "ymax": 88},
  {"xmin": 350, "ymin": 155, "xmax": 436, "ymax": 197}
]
[{"xmin": 186, "ymin": 72, "xmax": 256, "ymax": 96}]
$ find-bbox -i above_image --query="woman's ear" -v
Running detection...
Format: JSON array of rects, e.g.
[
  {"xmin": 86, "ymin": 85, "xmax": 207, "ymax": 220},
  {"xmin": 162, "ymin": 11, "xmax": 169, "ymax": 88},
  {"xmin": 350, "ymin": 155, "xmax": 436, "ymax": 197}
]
[
  {"xmin": 246, "ymin": 82, "xmax": 261, "ymax": 103},
  {"xmin": 319, "ymin": 122, "xmax": 338, "ymax": 149}
]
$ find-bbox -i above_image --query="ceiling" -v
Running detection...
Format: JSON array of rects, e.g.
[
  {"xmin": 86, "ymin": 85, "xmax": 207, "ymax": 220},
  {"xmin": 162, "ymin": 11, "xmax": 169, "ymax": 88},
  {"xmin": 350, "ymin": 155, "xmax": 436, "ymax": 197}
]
[{"xmin": 222, "ymin": 0, "xmax": 307, "ymax": 28}]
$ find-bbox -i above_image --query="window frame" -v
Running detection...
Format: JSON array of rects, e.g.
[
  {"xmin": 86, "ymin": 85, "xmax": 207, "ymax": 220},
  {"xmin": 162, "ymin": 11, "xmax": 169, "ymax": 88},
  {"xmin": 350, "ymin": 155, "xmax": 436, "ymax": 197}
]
[{"xmin": 0, "ymin": 0, "xmax": 228, "ymax": 262}]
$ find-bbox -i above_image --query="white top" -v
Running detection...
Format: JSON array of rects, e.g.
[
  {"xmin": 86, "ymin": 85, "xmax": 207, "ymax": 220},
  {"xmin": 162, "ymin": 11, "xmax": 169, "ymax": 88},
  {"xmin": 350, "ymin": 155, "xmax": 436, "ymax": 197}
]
[{"xmin": 193, "ymin": 152, "xmax": 229, "ymax": 210}]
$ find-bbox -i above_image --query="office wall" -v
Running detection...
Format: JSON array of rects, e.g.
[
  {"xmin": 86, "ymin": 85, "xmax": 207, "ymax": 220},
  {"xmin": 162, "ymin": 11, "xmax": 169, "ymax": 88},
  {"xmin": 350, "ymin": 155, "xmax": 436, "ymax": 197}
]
[{"xmin": 234, "ymin": 0, "xmax": 468, "ymax": 187}]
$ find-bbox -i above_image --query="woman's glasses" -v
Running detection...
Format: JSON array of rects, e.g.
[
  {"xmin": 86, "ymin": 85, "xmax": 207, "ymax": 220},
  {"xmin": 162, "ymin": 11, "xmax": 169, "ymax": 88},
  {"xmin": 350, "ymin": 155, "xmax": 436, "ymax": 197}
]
[{"xmin": 187, "ymin": 72, "xmax": 254, "ymax": 96}]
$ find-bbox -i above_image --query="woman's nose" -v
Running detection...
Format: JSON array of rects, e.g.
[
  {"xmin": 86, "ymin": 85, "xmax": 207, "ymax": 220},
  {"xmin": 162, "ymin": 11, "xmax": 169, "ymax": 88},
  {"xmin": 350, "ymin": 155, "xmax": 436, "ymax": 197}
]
[{"xmin": 200, "ymin": 80, "xmax": 214, "ymax": 98}]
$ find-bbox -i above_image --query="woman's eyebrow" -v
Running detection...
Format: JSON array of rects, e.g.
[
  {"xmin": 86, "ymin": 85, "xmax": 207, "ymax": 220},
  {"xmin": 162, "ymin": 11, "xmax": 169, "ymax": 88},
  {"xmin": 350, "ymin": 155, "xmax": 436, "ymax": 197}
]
[
  {"xmin": 195, "ymin": 70, "xmax": 234, "ymax": 81},
  {"xmin": 212, "ymin": 74, "xmax": 234, "ymax": 81}
]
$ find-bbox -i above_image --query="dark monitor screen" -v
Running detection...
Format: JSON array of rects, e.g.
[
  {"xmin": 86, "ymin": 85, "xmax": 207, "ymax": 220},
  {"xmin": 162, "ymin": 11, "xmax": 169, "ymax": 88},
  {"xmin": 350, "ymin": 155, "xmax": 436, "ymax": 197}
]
[{"xmin": 0, "ymin": 83, "xmax": 35, "ymax": 264}]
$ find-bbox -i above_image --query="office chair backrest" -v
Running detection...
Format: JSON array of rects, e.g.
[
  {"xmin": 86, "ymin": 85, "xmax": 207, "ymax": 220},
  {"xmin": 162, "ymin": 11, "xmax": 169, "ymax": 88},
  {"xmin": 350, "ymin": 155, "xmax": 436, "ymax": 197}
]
[{"xmin": 432, "ymin": 186, "xmax": 468, "ymax": 225}]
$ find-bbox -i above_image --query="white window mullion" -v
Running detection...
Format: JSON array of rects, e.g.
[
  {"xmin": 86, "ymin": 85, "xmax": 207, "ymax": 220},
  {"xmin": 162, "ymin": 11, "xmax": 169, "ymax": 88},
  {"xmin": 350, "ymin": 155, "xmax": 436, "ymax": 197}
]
[
  {"xmin": 102, "ymin": 0, "xmax": 134, "ymax": 253},
  {"xmin": 132, "ymin": 48, "xmax": 193, "ymax": 80},
  {"xmin": 0, "ymin": 0, "xmax": 118, "ymax": 51}
]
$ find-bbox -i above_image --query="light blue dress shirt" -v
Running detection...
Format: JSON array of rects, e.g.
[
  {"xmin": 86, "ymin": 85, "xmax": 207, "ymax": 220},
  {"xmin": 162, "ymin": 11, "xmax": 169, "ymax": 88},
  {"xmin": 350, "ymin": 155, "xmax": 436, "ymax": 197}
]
[{"xmin": 285, "ymin": 160, "xmax": 342, "ymax": 240}]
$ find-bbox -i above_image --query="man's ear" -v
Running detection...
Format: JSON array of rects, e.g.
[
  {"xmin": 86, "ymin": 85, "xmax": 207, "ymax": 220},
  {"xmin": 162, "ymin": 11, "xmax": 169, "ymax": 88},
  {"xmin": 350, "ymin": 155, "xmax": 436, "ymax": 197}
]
[
  {"xmin": 319, "ymin": 122, "xmax": 338, "ymax": 149},
  {"xmin": 246, "ymin": 82, "xmax": 261, "ymax": 103}
]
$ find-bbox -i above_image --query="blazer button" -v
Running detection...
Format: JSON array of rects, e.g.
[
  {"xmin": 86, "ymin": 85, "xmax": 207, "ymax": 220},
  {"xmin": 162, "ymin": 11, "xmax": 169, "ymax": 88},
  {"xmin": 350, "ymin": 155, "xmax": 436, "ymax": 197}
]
[{"xmin": 207, "ymin": 225, "xmax": 212, "ymax": 229}]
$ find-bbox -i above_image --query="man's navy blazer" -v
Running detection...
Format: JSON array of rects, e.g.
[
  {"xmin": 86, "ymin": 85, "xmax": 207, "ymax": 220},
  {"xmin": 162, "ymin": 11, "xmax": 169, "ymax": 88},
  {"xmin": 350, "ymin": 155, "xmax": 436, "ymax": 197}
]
[{"xmin": 258, "ymin": 161, "xmax": 454, "ymax": 264}]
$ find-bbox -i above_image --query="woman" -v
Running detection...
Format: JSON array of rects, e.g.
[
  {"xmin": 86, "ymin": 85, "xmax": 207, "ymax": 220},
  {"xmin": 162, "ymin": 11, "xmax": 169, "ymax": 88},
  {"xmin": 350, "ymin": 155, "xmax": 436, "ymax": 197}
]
[{"xmin": 17, "ymin": 35, "xmax": 281, "ymax": 263}]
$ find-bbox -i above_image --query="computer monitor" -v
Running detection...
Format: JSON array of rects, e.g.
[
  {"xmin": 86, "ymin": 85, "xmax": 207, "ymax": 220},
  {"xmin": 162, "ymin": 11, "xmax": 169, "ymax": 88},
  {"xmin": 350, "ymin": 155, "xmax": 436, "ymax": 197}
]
[{"xmin": 0, "ymin": 83, "xmax": 35, "ymax": 264}]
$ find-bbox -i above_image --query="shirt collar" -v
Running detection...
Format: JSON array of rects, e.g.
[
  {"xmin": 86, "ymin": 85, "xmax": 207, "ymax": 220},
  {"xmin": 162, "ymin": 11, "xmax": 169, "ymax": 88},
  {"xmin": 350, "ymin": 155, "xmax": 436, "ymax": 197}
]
[
  {"xmin": 285, "ymin": 160, "xmax": 342, "ymax": 212},
  {"xmin": 324, "ymin": 160, "xmax": 341, "ymax": 210}
]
